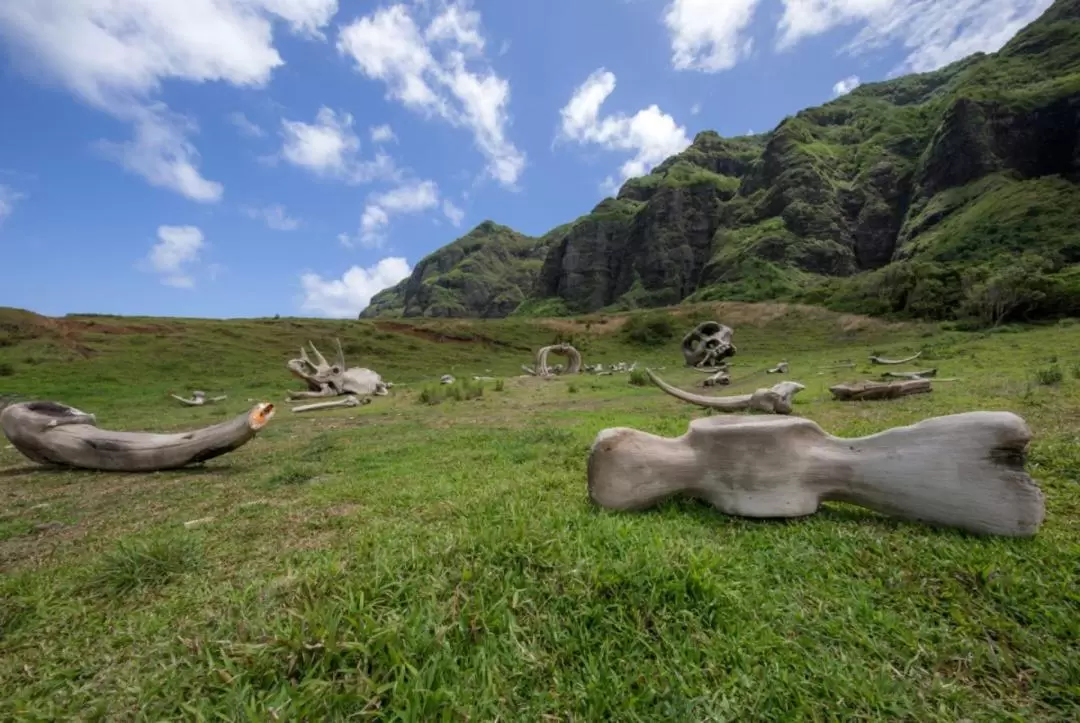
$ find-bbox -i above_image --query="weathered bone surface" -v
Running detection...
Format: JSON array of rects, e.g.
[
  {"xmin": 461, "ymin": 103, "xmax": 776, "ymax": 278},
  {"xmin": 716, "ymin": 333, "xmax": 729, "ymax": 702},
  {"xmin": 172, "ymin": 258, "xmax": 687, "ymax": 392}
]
[
  {"xmin": 1, "ymin": 401, "xmax": 275, "ymax": 471},
  {"xmin": 648, "ymin": 369, "xmax": 805, "ymax": 414},
  {"xmin": 286, "ymin": 339, "xmax": 388, "ymax": 399},
  {"xmin": 767, "ymin": 361, "xmax": 789, "ymax": 374},
  {"xmin": 869, "ymin": 351, "xmax": 923, "ymax": 365},
  {"xmin": 682, "ymin": 322, "xmax": 737, "ymax": 369},
  {"xmin": 881, "ymin": 369, "xmax": 937, "ymax": 380},
  {"xmin": 830, "ymin": 379, "xmax": 931, "ymax": 401},
  {"xmin": 171, "ymin": 390, "xmax": 228, "ymax": 406},
  {"xmin": 586, "ymin": 411, "xmax": 1045, "ymax": 537},
  {"xmin": 532, "ymin": 344, "xmax": 582, "ymax": 377},
  {"xmin": 440, "ymin": 375, "xmax": 455, "ymax": 385},
  {"xmin": 701, "ymin": 370, "xmax": 730, "ymax": 387},
  {"xmin": 292, "ymin": 395, "xmax": 368, "ymax": 413}
]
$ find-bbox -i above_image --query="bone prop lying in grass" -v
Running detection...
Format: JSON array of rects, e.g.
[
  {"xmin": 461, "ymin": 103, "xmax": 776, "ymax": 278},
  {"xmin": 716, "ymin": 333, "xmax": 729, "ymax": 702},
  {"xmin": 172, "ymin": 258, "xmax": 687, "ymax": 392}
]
[
  {"xmin": 869, "ymin": 351, "xmax": 923, "ymax": 365},
  {"xmin": 170, "ymin": 390, "xmax": 228, "ymax": 406},
  {"xmin": 830, "ymin": 379, "xmax": 931, "ymax": 401},
  {"xmin": 286, "ymin": 339, "xmax": 388, "ymax": 400},
  {"xmin": 647, "ymin": 369, "xmax": 805, "ymax": 414},
  {"xmin": 523, "ymin": 344, "xmax": 583, "ymax": 377},
  {"xmin": 1, "ymin": 401, "xmax": 275, "ymax": 471},
  {"xmin": 586, "ymin": 411, "xmax": 1045, "ymax": 537},
  {"xmin": 291, "ymin": 395, "xmax": 369, "ymax": 413}
]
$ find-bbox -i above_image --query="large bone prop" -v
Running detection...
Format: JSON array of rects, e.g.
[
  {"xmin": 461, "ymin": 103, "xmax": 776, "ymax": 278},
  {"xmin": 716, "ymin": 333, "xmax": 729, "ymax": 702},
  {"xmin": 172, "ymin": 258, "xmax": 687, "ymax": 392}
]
[
  {"xmin": 171, "ymin": 390, "xmax": 228, "ymax": 406},
  {"xmin": 532, "ymin": 344, "xmax": 582, "ymax": 377},
  {"xmin": 587, "ymin": 411, "xmax": 1045, "ymax": 537},
  {"xmin": 1, "ymin": 401, "xmax": 275, "ymax": 471},
  {"xmin": 681, "ymin": 321, "xmax": 736, "ymax": 369},
  {"xmin": 648, "ymin": 369, "xmax": 805, "ymax": 414},
  {"xmin": 286, "ymin": 339, "xmax": 388, "ymax": 399},
  {"xmin": 291, "ymin": 395, "xmax": 368, "ymax": 413},
  {"xmin": 869, "ymin": 351, "xmax": 923, "ymax": 365},
  {"xmin": 830, "ymin": 379, "xmax": 931, "ymax": 401}
]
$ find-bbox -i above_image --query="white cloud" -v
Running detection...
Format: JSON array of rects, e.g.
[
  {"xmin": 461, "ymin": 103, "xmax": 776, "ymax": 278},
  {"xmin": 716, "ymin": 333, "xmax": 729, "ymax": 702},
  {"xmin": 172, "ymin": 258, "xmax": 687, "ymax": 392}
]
[
  {"xmin": 228, "ymin": 111, "xmax": 267, "ymax": 138},
  {"xmin": 663, "ymin": 0, "xmax": 762, "ymax": 72},
  {"xmin": 337, "ymin": 3, "xmax": 525, "ymax": 186},
  {"xmin": 370, "ymin": 124, "xmax": 397, "ymax": 143},
  {"xmin": 0, "ymin": 184, "xmax": 26, "ymax": 224},
  {"xmin": 144, "ymin": 225, "xmax": 205, "ymax": 288},
  {"xmin": 300, "ymin": 257, "xmax": 413, "ymax": 317},
  {"xmin": 0, "ymin": 0, "xmax": 340, "ymax": 202},
  {"xmin": 443, "ymin": 199, "xmax": 465, "ymax": 226},
  {"xmin": 280, "ymin": 106, "xmax": 399, "ymax": 183},
  {"xmin": 558, "ymin": 69, "xmax": 692, "ymax": 190},
  {"xmin": 832, "ymin": 75, "xmax": 861, "ymax": 96},
  {"xmin": 690, "ymin": 103, "xmax": 702, "ymax": 115},
  {"xmin": 357, "ymin": 179, "xmax": 440, "ymax": 247},
  {"xmin": 243, "ymin": 203, "xmax": 301, "ymax": 230},
  {"xmin": 777, "ymin": 0, "xmax": 1055, "ymax": 74}
]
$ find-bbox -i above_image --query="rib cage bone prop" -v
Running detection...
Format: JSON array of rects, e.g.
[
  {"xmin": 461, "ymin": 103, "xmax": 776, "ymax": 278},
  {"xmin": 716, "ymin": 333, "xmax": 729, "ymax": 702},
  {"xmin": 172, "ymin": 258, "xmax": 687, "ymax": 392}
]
[
  {"xmin": 522, "ymin": 343, "xmax": 582, "ymax": 377},
  {"xmin": 286, "ymin": 339, "xmax": 389, "ymax": 400},
  {"xmin": 648, "ymin": 369, "xmax": 805, "ymax": 414},
  {"xmin": 682, "ymin": 321, "xmax": 736, "ymax": 371},
  {"xmin": 587, "ymin": 411, "xmax": 1046, "ymax": 537},
  {"xmin": 1, "ymin": 401, "xmax": 275, "ymax": 472}
]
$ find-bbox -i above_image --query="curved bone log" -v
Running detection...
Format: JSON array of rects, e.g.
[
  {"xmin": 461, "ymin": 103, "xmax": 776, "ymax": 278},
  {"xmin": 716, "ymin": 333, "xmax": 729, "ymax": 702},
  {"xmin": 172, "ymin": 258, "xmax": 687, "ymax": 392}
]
[
  {"xmin": 535, "ymin": 344, "xmax": 583, "ymax": 376},
  {"xmin": 767, "ymin": 361, "xmax": 789, "ymax": 374},
  {"xmin": 881, "ymin": 369, "xmax": 937, "ymax": 380},
  {"xmin": 171, "ymin": 391, "xmax": 228, "ymax": 406},
  {"xmin": 1, "ymin": 401, "xmax": 275, "ymax": 471},
  {"xmin": 648, "ymin": 369, "xmax": 805, "ymax": 414},
  {"xmin": 682, "ymin": 321, "xmax": 737, "ymax": 368},
  {"xmin": 830, "ymin": 379, "xmax": 931, "ymax": 401},
  {"xmin": 869, "ymin": 351, "xmax": 923, "ymax": 365},
  {"xmin": 586, "ymin": 411, "xmax": 1045, "ymax": 537},
  {"xmin": 292, "ymin": 395, "xmax": 367, "ymax": 413}
]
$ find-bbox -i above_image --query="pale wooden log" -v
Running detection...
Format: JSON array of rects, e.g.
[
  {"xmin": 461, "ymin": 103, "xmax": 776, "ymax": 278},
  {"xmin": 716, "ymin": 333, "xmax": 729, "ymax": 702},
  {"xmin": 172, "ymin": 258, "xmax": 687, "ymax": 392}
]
[
  {"xmin": 830, "ymin": 379, "xmax": 931, "ymax": 401},
  {"xmin": 869, "ymin": 351, "xmax": 923, "ymax": 365},
  {"xmin": 647, "ymin": 369, "xmax": 805, "ymax": 414},
  {"xmin": 587, "ymin": 411, "xmax": 1045, "ymax": 537},
  {"xmin": 1, "ymin": 401, "xmax": 275, "ymax": 471}
]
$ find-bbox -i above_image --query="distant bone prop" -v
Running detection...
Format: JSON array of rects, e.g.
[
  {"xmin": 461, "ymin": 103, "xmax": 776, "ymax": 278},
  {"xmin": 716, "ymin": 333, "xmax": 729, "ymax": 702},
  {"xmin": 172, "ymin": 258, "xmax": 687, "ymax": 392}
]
[
  {"xmin": 682, "ymin": 321, "xmax": 736, "ymax": 370},
  {"xmin": 287, "ymin": 339, "xmax": 388, "ymax": 399},
  {"xmin": 523, "ymin": 343, "xmax": 582, "ymax": 377},
  {"xmin": 1, "ymin": 401, "xmax": 275, "ymax": 471},
  {"xmin": 171, "ymin": 391, "xmax": 227, "ymax": 406},
  {"xmin": 292, "ymin": 395, "xmax": 368, "ymax": 413},
  {"xmin": 830, "ymin": 379, "xmax": 931, "ymax": 401},
  {"xmin": 648, "ymin": 369, "xmax": 805, "ymax": 414},
  {"xmin": 587, "ymin": 411, "xmax": 1045, "ymax": 537},
  {"xmin": 869, "ymin": 351, "xmax": 923, "ymax": 365}
]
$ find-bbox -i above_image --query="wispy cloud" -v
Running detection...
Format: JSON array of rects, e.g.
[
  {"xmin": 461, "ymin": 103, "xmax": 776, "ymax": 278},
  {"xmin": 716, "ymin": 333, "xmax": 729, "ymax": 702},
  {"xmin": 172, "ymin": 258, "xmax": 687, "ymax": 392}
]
[{"xmin": 242, "ymin": 204, "xmax": 301, "ymax": 230}]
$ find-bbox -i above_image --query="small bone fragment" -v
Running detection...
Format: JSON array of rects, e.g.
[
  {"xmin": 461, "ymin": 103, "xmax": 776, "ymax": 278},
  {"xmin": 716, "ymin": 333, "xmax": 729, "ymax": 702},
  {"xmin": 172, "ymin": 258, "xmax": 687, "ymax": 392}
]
[
  {"xmin": 441, "ymin": 375, "xmax": 455, "ymax": 385},
  {"xmin": 701, "ymin": 370, "xmax": 730, "ymax": 387},
  {"xmin": 586, "ymin": 411, "xmax": 1045, "ymax": 537},
  {"xmin": 171, "ymin": 391, "xmax": 228, "ymax": 406},
  {"xmin": 830, "ymin": 379, "xmax": 931, "ymax": 401},
  {"xmin": 881, "ymin": 369, "xmax": 937, "ymax": 380},
  {"xmin": 291, "ymin": 396, "xmax": 366, "ymax": 413},
  {"xmin": 869, "ymin": 351, "xmax": 923, "ymax": 365},
  {"xmin": 767, "ymin": 361, "xmax": 789, "ymax": 374}
]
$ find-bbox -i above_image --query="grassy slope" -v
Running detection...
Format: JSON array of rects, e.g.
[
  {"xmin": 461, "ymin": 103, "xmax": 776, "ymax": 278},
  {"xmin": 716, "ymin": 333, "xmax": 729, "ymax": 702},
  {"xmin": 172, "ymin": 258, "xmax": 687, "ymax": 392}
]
[{"xmin": 1, "ymin": 306, "xmax": 1079, "ymax": 720}]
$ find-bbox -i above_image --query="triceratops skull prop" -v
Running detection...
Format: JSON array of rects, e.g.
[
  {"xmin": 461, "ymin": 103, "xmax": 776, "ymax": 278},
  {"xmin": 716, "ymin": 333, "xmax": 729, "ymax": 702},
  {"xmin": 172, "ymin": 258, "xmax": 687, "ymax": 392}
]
[
  {"xmin": 286, "ymin": 339, "xmax": 389, "ymax": 400},
  {"xmin": 682, "ymin": 321, "xmax": 736, "ymax": 369}
]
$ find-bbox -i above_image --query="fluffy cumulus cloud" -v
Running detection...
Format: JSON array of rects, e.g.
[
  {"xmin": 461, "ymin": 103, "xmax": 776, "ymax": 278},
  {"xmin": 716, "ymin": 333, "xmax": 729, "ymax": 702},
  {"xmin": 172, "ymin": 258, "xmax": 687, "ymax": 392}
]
[
  {"xmin": 832, "ymin": 75, "xmax": 861, "ymax": 96},
  {"xmin": 355, "ymin": 179, "xmax": 440, "ymax": 247},
  {"xmin": 337, "ymin": 2, "xmax": 525, "ymax": 186},
  {"xmin": 300, "ymin": 257, "xmax": 412, "ymax": 317},
  {"xmin": 663, "ymin": 0, "xmax": 761, "ymax": 72},
  {"xmin": 0, "ymin": 184, "xmax": 26, "ymax": 224},
  {"xmin": 280, "ymin": 106, "xmax": 399, "ymax": 184},
  {"xmin": 243, "ymin": 204, "xmax": 301, "ymax": 230},
  {"xmin": 559, "ymin": 69, "xmax": 692, "ymax": 192},
  {"xmin": 144, "ymin": 225, "xmax": 205, "ymax": 288},
  {"xmin": 0, "ymin": 0, "xmax": 339, "ymax": 202}
]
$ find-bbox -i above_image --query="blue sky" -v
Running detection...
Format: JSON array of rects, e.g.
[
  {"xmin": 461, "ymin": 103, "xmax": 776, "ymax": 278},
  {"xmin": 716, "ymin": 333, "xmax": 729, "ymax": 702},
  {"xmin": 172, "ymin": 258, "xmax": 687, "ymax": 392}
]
[{"xmin": 0, "ymin": 0, "xmax": 1053, "ymax": 318}]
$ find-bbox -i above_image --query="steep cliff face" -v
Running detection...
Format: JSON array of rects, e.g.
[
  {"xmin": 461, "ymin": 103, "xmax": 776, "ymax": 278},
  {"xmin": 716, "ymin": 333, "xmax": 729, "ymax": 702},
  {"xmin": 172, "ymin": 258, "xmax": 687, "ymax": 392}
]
[
  {"xmin": 363, "ymin": 0, "xmax": 1080, "ymax": 322},
  {"xmin": 359, "ymin": 221, "xmax": 551, "ymax": 319}
]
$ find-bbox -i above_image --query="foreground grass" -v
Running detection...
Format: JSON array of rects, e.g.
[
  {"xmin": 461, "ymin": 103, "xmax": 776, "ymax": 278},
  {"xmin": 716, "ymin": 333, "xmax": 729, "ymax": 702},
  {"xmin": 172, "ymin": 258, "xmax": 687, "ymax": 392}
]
[{"xmin": 1, "ymin": 305, "xmax": 1078, "ymax": 720}]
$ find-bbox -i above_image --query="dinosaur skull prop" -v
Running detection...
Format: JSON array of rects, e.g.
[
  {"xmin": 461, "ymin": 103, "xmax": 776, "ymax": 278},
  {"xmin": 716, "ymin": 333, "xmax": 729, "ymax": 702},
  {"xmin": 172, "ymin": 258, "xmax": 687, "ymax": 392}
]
[
  {"xmin": 682, "ymin": 322, "xmax": 736, "ymax": 369},
  {"xmin": 286, "ymin": 339, "xmax": 389, "ymax": 400}
]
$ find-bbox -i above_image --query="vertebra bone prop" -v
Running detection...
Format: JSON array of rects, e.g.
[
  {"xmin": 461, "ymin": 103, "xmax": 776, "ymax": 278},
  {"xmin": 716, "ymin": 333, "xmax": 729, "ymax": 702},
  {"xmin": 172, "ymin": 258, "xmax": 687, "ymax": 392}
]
[
  {"xmin": 1, "ymin": 401, "xmax": 275, "ymax": 472},
  {"xmin": 648, "ymin": 369, "xmax": 805, "ymax": 414},
  {"xmin": 286, "ymin": 339, "xmax": 388, "ymax": 399},
  {"xmin": 535, "ymin": 344, "xmax": 582, "ymax": 377},
  {"xmin": 830, "ymin": 379, "xmax": 931, "ymax": 401},
  {"xmin": 869, "ymin": 351, "xmax": 923, "ymax": 365},
  {"xmin": 292, "ymin": 395, "xmax": 368, "ymax": 413},
  {"xmin": 682, "ymin": 321, "xmax": 736, "ymax": 369},
  {"xmin": 171, "ymin": 390, "xmax": 228, "ymax": 406},
  {"xmin": 586, "ymin": 411, "xmax": 1045, "ymax": 537}
]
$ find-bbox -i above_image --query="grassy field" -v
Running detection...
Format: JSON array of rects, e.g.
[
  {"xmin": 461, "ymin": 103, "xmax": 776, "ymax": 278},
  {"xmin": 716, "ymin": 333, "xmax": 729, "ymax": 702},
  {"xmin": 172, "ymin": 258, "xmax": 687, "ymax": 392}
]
[{"xmin": 1, "ymin": 303, "xmax": 1078, "ymax": 721}]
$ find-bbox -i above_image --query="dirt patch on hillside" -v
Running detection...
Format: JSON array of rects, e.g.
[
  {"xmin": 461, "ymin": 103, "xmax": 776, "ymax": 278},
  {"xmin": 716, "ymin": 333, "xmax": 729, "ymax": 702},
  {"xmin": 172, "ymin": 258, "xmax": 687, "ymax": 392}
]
[
  {"xmin": 373, "ymin": 321, "xmax": 530, "ymax": 350},
  {"xmin": 538, "ymin": 316, "xmax": 630, "ymax": 335}
]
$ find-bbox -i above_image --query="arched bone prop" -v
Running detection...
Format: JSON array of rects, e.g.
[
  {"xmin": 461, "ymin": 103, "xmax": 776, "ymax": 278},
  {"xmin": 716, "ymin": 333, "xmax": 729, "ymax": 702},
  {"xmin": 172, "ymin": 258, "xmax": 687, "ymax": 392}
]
[
  {"xmin": 292, "ymin": 395, "xmax": 368, "ymax": 413},
  {"xmin": 286, "ymin": 338, "xmax": 388, "ymax": 399},
  {"xmin": 647, "ymin": 369, "xmax": 805, "ymax": 414},
  {"xmin": 1, "ymin": 401, "xmax": 275, "ymax": 471},
  {"xmin": 171, "ymin": 391, "xmax": 228, "ymax": 406},
  {"xmin": 869, "ymin": 351, "xmax": 923, "ymax": 365},
  {"xmin": 587, "ymin": 411, "xmax": 1045, "ymax": 537},
  {"xmin": 681, "ymin": 321, "xmax": 736, "ymax": 369},
  {"xmin": 534, "ymin": 344, "xmax": 583, "ymax": 377},
  {"xmin": 830, "ymin": 379, "xmax": 931, "ymax": 401}
]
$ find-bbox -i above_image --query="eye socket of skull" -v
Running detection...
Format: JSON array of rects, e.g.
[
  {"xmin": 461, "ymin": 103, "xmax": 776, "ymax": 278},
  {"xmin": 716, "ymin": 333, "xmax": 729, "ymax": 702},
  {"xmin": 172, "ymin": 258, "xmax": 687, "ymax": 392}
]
[{"xmin": 331, "ymin": 366, "xmax": 341, "ymax": 374}]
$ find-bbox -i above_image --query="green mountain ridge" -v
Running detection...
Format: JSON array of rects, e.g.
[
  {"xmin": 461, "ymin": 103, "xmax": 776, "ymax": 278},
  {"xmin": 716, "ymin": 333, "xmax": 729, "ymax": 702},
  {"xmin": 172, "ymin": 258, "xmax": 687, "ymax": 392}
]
[{"xmin": 363, "ymin": 0, "xmax": 1080, "ymax": 324}]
